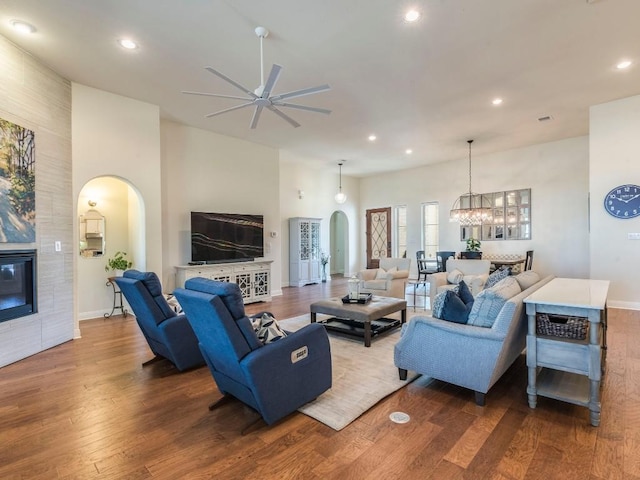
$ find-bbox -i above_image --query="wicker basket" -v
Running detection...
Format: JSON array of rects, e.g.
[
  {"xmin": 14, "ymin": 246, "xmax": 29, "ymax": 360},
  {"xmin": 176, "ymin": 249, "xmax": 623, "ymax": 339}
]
[{"xmin": 536, "ymin": 313, "xmax": 588, "ymax": 340}]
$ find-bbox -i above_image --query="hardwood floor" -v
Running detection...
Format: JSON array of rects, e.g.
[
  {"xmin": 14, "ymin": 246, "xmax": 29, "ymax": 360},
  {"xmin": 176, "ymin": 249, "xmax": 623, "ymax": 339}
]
[{"xmin": 1, "ymin": 278, "xmax": 639, "ymax": 479}]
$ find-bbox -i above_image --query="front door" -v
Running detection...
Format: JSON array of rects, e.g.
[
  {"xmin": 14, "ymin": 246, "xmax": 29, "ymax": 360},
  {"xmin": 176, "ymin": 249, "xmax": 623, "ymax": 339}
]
[{"xmin": 366, "ymin": 207, "xmax": 391, "ymax": 269}]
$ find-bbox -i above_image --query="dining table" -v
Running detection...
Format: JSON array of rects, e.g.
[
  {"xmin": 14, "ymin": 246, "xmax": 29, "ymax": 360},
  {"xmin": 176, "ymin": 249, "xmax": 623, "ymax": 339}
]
[{"xmin": 490, "ymin": 257, "xmax": 526, "ymax": 271}]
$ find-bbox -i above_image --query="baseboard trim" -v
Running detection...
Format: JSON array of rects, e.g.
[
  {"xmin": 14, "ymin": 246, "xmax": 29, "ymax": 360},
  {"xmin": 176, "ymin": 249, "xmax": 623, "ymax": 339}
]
[
  {"xmin": 608, "ymin": 300, "xmax": 640, "ymax": 311},
  {"xmin": 79, "ymin": 310, "xmax": 107, "ymax": 321}
]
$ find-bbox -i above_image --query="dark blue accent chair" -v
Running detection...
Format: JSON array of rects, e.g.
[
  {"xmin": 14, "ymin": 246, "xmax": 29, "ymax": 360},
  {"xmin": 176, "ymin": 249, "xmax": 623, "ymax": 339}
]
[
  {"xmin": 174, "ymin": 278, "xmax": 332, "ymax": 426},
  {"xmin": 115, "ymin": 270, "xmax": 204, "ymax": 372}
]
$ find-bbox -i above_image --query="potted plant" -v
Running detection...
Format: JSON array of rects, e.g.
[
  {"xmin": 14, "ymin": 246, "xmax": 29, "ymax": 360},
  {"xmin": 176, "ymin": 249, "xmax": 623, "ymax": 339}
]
[
  {"xmin": 105, "ymin": 251, "xmax": 132, "ymax": 276},
  {"xmin": 464, "ymin": 238, "xmax": 482, "ymax": 259}
]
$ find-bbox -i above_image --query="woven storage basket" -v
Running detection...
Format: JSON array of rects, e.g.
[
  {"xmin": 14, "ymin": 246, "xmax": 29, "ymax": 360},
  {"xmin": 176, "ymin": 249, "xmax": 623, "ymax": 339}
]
[{"xmin": 536, "ymin": 313, "xmax": 588, "ymax": 340}]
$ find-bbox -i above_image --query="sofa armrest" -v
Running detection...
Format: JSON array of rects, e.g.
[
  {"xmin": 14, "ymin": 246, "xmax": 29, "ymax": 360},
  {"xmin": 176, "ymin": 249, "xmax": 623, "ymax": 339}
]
[
  {"xmin": 394, "ymin": 315, "xmax": 508, "ymax": 394},
  {"xmin": 428, "ymin": 272, "xmax": 448, "ymax": 302},
  {"xmin": 429, "ymin": 272, "xmax": 448, "ymax": 287},
  {"xmin": 391, "ymin": 269, "xmax": 409, "ymax": 280}
]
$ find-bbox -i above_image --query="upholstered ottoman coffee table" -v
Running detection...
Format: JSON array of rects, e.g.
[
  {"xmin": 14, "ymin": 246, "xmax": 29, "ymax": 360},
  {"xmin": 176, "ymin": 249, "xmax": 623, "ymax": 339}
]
[{"xmin": 310, "ymin": 296, "xmax": 407, "ymax": 347}]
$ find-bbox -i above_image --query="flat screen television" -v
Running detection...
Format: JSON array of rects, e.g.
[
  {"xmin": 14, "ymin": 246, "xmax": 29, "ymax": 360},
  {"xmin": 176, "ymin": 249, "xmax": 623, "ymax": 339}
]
[{"xmin": 191, "ymin": 212, "xmax": 264, "ymax": 263}]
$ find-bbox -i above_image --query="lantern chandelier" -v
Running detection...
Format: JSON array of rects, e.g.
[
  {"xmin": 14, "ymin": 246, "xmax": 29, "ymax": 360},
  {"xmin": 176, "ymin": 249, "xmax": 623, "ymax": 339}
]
[{"xmin": 449, "ymin": 140, "xmax": 492, "ymax": 226}]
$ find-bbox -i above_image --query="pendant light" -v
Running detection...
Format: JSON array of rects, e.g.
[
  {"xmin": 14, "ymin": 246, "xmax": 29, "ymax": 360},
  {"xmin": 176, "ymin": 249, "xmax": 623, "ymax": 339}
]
[
  {"xmin": 449, "ymin": 140, "xmax": 492, "ymax": 226},
  {"xmin": 335, "ymin": 161, "xmax": 347, "ymax": 204}
]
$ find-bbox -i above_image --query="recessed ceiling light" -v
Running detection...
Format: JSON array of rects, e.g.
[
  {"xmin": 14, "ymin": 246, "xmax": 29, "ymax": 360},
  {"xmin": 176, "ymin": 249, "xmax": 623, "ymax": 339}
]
[
  {"xmin": 617, "ymin": 60, "xmax": 632, "ymax": 70},
  {"xmin": 404, "ymin": 10, "xmax": 421, "ymax": 22},
  {"xmin": 405, "ymin": 149, "xmax": 413, "ymax": 155},
  {"xmin": 118, "ymin": 38, "xmax": 138, "ymax": 50},
  {"xmin": 492, "ymin": 98, "xmax": 503, "ymax": 106},
  {"xmin": 368, "ymin": 134, "xmax": 377, "ymax": 141},
  {"xmin": 10, "ymin": 20, "xmax": 36, "ymax": 34}
]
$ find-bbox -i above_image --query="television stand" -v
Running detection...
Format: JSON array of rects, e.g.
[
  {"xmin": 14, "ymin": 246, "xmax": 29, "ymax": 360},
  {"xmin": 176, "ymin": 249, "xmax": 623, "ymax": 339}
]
[{"xmin": 175, "ymin": 260, "xmax": 272, "ymax": 304}]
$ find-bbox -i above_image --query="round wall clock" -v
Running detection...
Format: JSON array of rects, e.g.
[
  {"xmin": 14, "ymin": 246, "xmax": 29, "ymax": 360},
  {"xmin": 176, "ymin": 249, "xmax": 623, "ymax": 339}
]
[{"xmin": 604, "ymin": 184, "xmax": 640, "ymax": 219}]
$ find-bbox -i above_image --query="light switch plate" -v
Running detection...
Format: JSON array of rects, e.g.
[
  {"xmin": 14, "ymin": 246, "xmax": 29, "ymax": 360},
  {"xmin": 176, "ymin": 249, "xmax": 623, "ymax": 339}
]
[
  {"xmin": 628, "ymin": 233, "xmax": 640, "ymax": 240},
  {"xmin": 55, "ymin": 241, "xmax": 62, "ymax": 251}
]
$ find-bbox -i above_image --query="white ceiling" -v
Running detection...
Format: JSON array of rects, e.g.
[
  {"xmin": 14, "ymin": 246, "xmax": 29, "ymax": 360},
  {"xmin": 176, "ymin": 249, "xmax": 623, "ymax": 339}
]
[{"xmin": 1, "ymin": 0, "xmax": 639, "ymax": 177}]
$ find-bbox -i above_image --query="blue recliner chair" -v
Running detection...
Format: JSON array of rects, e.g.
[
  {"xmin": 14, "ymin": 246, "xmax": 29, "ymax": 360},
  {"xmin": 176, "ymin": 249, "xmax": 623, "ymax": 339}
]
[
  {"xmin": 115, "ymin": 270, "xmax": 204, "ymax": 372},
  {"xmin": 174, "ymin": 278, "xmax": 332, "ymax": 427}
]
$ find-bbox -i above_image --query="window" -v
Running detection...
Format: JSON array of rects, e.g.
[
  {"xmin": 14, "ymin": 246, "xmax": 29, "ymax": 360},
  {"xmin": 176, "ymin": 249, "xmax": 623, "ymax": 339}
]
[
  {"xmin": 422, "ymin": 202, "xmax": 439, "ymax": 261},
  {"xmin": 393, "ymin": 205, "xmax": 407, "ymax": 258}
]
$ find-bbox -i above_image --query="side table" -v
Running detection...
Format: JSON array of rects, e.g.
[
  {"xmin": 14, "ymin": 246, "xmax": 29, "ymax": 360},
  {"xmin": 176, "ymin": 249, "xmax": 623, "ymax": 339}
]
[
  {"xmin": 523, "ymin": 278, "xmax": 609, "ymax": 426},
  {"xmin": 405, "ymin": 279, "xmax": 428, "ymax": 311},
  {"xmin": 105, "ymin": 276, "xmax": 128, "ymax": 318}
]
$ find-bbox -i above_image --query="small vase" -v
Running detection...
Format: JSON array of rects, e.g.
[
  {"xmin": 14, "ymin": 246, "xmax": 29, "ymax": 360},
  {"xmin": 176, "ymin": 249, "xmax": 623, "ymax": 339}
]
[{"xmin": 321, "ymin": 264, "xmax": 327, "ymax": 282}]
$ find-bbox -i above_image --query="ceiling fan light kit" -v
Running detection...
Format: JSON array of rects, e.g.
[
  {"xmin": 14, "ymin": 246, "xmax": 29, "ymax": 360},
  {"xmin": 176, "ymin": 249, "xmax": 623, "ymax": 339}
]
[{"xmin": 183, "ymin": 26, "xmax": 331, "ymax": 129}]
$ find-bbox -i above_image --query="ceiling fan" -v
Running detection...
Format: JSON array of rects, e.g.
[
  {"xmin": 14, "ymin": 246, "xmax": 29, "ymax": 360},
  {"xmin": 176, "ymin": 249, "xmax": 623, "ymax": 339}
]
[{"xmin": 183, "ymin": 26, "xmax": 331, "ymax": 129}]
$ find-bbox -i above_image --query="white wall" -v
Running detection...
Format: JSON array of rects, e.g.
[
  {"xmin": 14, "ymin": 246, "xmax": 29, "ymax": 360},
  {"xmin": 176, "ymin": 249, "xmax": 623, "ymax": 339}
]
[
  {"xmin": 590, "ymin": 94, "xmax": 640, "ymax": 308},
  {"xmin": 279, "ymin": 151, "xmax": 360, "ymax": 285},
  {"xmin": 72, "ymin": 84, "xmax": 162, "ymax": 327},
  {"xmin": 360, "ymin": 137, "xmax": 590, "ymax": 280},
  {"xmin": 160, "ymin": 121, "xmax": 282, "ymax": 293},
  {"xmin": 0, "ymin": 35, "xmax": 73, "ymax": 367}
]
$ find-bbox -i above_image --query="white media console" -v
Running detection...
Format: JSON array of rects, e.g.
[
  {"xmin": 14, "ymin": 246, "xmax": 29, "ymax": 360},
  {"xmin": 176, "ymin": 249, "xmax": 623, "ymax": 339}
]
[{"xmin": 175, "ymin": 260, "xmax": 272, "ymax": 304}]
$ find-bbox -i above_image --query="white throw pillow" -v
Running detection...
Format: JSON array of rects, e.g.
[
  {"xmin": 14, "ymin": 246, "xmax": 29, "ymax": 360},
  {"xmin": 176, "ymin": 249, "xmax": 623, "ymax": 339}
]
[
  {"xmin": 375, "ymin": 268, "xmax": 388, "ymax": 280},
  {"xmin": 514, "ymin": 271, "xmax": 540, "ymax": 290},
  {"xmin": 447, "ymin": 268, "xmax": 464, "ymax": 285},
  {"xmin": 462, "ymin": 274, "xmax": 488, "ymax": 296}
]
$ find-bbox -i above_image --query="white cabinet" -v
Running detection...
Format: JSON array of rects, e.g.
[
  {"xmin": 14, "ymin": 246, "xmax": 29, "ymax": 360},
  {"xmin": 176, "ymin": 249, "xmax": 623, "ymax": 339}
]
[
  {"xmin": 289, "ymin": 217, "xmax": 322, "ymax": 287},
  {"xmin": 175, "ymin": 260, "xmax": 272, "ymax": 304}
]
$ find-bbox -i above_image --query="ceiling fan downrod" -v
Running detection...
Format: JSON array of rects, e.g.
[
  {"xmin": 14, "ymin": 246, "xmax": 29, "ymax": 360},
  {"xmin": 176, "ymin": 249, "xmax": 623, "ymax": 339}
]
[{"xmin": 255, "ymin": 26, "xmax": 269, "ymax": 96}]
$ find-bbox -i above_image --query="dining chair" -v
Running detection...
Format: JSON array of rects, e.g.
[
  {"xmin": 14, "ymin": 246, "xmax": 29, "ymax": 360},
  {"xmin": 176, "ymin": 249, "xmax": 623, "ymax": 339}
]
[
  {"xmin": 524, "ymin": 250, "xmax": 534, "ymax": 271},
  {"xmin": 436, "ymin": 251, "xmax": 456, "ymax": 273},
  {"xmin": 416, "ymin": 250, "xmax": 437, "ymax": 282}
]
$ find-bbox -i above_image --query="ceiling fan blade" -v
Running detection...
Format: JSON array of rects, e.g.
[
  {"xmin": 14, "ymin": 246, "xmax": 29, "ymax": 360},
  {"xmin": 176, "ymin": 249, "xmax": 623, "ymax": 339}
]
[
  {"xmin": 205, "ymin": 67, "xmax": 258, "ymax": 99},
  {"xmin": 272, "ymin": 102, "xmax": 332, "ymax": 115},
  {"xmin": 205, "ymin": 102, "xmax": 255, "ymax": 118},
  {"xmin": 250, "ymin": 106, "xmax": 264, "ymax": 129},
  {"xmin": 270, "ymin": 84, "xmax": 331, "ymax": 102},
  {"xmin": 182, "ymin": 90, "xmax": 253, "ymax": 101},
  {"xmin": 261, "ymin": 64, "xmax": 282, "ymax": 98},
  {"xmin": 267, "ymin": 106, "xmax": 301, "ymax": 128}
]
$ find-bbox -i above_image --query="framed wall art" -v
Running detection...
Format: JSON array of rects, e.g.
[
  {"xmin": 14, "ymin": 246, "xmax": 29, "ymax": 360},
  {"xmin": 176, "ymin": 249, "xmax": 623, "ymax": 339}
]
[{"xmin": 0, "ymin": 118, "xmax": 35, "ymax": 243}]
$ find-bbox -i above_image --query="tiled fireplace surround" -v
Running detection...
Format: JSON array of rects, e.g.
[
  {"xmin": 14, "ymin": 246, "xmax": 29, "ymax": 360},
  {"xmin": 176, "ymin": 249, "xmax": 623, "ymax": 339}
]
[{"xmin": 0, "ymin": 35, "xmax": 74, "ymax": 367}]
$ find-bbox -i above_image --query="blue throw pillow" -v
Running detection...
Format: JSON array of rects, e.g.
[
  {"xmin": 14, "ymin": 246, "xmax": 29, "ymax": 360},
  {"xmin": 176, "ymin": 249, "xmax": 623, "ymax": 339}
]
[
  {"xmin": 454, "ymin": 280, "xmax": 474, "ymax": 305},
  {"xmin": 438, "ymin": 290, "xmax": 473, "ymax": 324},
  {"xmin": 485, "ymin": 267, "xmax": 511, "ymax": 289}
]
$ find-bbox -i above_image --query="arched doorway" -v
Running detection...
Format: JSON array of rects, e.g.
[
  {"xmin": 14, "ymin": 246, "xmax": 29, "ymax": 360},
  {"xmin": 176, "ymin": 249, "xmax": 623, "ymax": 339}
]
[
  {"xmin": 77, "ymin": 176, "xmax": 145, "ymax": 321},
  {"xmin": 329, "ymin": 210, "xmax": 349, "ymax": 278}
]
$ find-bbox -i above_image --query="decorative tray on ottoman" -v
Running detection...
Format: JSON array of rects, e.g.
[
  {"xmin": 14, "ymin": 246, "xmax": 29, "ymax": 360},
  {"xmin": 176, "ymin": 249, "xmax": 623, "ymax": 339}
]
[{"xmin": 341, "ymin": 293, "xmax": 373, "ymax": 304}]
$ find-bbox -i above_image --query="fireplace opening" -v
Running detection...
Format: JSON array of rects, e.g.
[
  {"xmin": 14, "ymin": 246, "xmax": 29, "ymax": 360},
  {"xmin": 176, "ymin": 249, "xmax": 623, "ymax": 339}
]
[{"xmin": 0, "ymin": 249, "xmax": 37, "ymax": 323}]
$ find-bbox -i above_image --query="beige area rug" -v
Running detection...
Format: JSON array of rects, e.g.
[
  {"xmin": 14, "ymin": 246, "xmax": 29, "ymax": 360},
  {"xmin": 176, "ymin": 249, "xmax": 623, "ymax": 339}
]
[{"xmin": 279, "ymin": 310, "xmax": 426, "ymax": 431}]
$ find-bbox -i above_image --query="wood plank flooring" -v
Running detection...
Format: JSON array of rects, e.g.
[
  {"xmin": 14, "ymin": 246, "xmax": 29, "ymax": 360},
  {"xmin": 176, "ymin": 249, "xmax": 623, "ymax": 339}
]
[{"xmin": 1, "ymin": 277, "xmax": 639, "ymax": 479}]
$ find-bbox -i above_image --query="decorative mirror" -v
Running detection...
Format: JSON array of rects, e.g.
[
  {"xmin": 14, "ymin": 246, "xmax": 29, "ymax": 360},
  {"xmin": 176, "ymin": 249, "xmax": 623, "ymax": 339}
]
[
  {"xmin": 460, "ymin": 188, "xmax": 531, "ymax": 241},
  {"xmin": 79, "ymin": 207, "xmax": 105, "ymax": 257}
]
